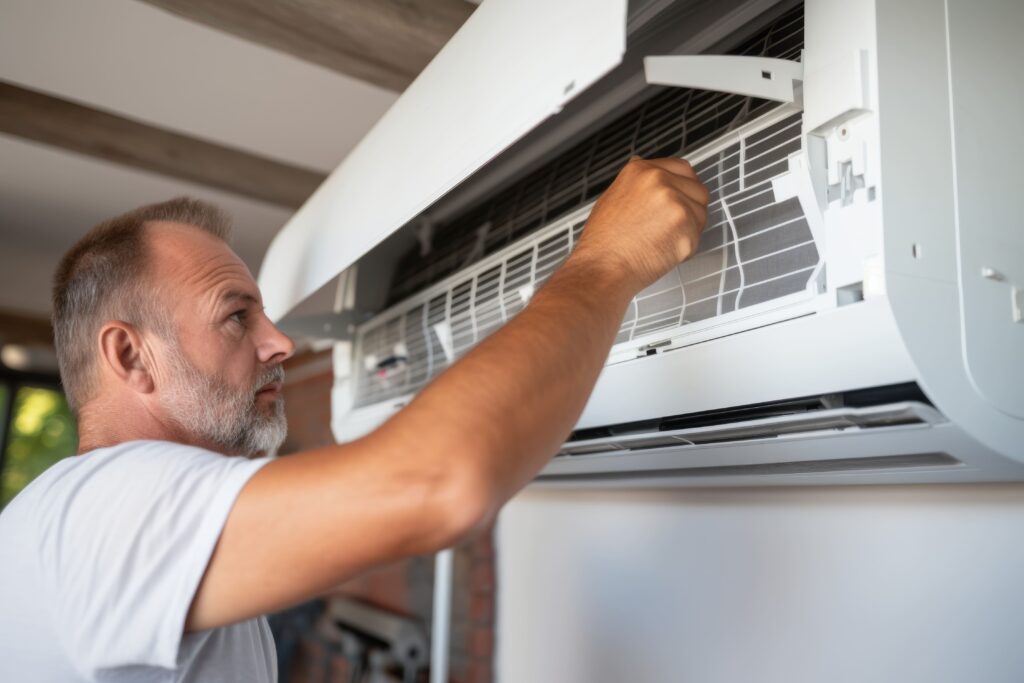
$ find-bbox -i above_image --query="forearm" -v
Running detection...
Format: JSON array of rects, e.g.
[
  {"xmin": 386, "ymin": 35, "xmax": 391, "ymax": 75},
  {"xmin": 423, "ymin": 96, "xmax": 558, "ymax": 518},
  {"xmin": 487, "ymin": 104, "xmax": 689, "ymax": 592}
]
[
  {"xmin": 189, "ymin": 268, "xmax": 630, "ymax": 632},
  {"xmin": 188, "ymin": 158, "xmax": 707, "ymax": 631},
  {"xmin": 370, "ymin": 253, "xmax": 635, "ymax": 510}
]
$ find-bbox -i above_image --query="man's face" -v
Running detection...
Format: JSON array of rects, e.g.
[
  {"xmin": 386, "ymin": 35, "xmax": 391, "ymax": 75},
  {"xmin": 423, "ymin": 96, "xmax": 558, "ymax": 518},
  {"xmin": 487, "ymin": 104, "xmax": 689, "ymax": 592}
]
[
  {"xmin": 146, "ymin": 222, "xmax": 295, "ymax": 456},
  {"xmin": 162, "ymin": 337, "xmax": 287, "ymax": 457}
]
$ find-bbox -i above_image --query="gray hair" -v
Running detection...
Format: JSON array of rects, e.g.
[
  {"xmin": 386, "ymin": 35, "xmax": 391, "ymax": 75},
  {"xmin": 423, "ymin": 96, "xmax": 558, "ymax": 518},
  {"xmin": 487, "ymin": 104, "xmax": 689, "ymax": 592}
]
[{"xmin": 52, "ymin": 197, "xmax": 231, "ymax": 414}]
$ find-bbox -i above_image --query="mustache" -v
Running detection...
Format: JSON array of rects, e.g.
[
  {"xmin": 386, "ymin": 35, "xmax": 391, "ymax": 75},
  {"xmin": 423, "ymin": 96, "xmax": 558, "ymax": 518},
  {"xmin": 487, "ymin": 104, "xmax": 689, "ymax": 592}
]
[{"xmin": 253, "ymin": 364, "xmax": 285, "ymax": 393}]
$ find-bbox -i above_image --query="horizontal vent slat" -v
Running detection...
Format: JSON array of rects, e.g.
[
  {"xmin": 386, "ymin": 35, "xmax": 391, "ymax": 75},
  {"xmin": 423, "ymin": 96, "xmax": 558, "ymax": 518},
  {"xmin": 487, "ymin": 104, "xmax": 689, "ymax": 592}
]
[{"xmin": 539, "ymin": 453, "xmax": 962, "ymax": 483}]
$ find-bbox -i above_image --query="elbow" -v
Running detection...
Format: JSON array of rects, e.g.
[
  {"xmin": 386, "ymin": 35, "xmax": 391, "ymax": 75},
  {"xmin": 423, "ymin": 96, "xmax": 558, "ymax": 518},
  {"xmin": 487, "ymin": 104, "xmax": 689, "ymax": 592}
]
[{"xmin": 428, "ymin": 465, "xmax": 497, "ymax": 550}]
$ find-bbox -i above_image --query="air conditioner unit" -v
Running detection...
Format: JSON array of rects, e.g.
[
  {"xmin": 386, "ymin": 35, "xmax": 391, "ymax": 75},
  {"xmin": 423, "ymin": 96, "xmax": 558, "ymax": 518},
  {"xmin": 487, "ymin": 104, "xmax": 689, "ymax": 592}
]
[{"xmin": 259, "ymin": 0, "xmax": 1024, "ymax": 485}]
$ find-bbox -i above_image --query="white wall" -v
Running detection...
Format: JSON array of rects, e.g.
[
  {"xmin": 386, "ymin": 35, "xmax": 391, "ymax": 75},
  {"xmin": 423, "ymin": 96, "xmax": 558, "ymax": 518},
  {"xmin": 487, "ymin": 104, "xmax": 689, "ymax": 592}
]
[{"xmin": 496, "ymin": 485, "xmax": 1024, "ymax": 683}]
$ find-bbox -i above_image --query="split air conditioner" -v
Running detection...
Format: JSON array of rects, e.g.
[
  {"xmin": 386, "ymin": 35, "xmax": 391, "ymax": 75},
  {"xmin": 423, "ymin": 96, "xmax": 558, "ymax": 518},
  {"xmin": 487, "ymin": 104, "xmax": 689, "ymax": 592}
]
[{"xmin": 259, "ymin": 0, "xmax": 1024, "ymax": 485}]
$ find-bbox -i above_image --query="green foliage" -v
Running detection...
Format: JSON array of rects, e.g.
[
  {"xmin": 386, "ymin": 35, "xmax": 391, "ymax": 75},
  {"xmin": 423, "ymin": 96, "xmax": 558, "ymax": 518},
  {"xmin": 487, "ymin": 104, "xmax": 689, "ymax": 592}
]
[{"xmin": 1, "ymin": 386, "xmax": 78, "ymax": 508}]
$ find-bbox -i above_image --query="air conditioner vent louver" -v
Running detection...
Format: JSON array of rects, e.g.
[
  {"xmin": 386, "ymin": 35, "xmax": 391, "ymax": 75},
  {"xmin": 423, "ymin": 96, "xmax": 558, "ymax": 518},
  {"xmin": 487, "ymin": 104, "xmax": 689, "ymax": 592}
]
[
  {"xmin": 387, "ymin": 5, "xmax": 804, "ymax": 305},
  {"xmin": 354, "ymin": 106, "xmax": 820, "ymax": 409},
  {"xmin": 557, "ymin": 401, "xmax": 945, "ymax": 457}
]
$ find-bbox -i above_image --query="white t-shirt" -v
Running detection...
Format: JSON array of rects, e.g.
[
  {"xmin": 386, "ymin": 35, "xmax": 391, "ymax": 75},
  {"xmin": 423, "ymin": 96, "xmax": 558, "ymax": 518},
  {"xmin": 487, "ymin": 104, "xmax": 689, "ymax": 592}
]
[{"xmin": 0, "ymin": 440, "xmax": 275, "ymax": 682}]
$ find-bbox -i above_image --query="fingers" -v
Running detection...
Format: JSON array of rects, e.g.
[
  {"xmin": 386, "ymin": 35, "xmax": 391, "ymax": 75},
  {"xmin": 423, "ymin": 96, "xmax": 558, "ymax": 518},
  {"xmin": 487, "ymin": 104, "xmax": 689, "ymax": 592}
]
[
  {"xmin": 620, "ymin": 156, "xmax": 709, "ymax": 237},
  {"xmin": 634, "ymin": 157, "xmax": 710, "ymax": 207},
  {"xmin": 675, "ymin": 189, "xmax": 708, "ymax": 234},
  {"xmin": 576, "ymin": 155, "xmax": 715, "ymax": 290},
  {"xmin": 642, "ymin": 156, "xmax": 697, "ymax": 180},
  {"xmin": 675, "ymin": 175, "xmax": 711, "ymax": 208}
]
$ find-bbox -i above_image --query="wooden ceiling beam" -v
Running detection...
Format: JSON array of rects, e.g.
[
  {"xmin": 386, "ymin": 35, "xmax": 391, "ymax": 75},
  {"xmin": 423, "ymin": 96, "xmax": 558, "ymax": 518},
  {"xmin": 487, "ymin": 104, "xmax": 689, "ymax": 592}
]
[
  {"xmin": 0, "ymin": 309, "xmax": 53, "ymax": 348},
  {"xmin": 139, "ymin": 0, "xmax": 476, "ymax": 92},
  {"xmin": 0, "ymin": 80, "xmax": 325, "ymax": 208}
]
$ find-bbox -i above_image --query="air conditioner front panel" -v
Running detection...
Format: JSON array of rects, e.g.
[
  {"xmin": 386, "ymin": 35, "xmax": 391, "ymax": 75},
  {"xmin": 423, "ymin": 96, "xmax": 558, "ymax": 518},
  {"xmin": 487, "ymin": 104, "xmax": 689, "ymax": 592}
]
[
  {"xmin": 577, "ymin": 297, "xmax": 910, "ymax": 429},
  {"xmin": 257, "ymin": 0, "xmax": 629, "ymax": 321}
]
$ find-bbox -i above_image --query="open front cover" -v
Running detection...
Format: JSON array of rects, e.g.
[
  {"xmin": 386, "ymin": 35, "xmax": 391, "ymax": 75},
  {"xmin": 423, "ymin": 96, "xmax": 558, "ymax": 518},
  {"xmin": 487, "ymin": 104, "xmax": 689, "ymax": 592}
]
[{"xmin": 258, "ymin": 0, "xmax": 627, "ymax": 321}]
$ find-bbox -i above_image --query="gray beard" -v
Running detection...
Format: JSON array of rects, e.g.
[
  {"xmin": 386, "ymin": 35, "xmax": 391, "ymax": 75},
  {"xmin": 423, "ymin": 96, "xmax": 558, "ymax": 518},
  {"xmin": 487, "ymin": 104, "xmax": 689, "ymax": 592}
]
[{"xmin": 162, "ymin": 343, "xmax": 287, "ymax": 457}]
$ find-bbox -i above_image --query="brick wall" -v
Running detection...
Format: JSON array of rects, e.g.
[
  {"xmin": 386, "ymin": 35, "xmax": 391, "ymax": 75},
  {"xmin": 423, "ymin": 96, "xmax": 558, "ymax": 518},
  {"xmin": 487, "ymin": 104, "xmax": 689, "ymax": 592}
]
[{"xmin": 280, "ymin": 349, "xmax": 495, "ymax": 683}]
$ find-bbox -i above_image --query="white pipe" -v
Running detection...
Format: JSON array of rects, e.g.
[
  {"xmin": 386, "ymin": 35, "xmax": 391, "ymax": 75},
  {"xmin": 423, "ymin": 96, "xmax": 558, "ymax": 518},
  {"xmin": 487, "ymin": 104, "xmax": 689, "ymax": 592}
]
[{"xmin": 430, "ymin": 548, "xmax": 455, "ymax": 683}]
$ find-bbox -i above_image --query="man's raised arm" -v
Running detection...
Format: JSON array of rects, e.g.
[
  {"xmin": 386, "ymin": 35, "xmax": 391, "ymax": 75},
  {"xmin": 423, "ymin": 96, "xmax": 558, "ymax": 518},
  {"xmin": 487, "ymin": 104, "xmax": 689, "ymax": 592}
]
[{"xmin": 186, "ymin": 157, "xmax": 709, "ymax": 631}]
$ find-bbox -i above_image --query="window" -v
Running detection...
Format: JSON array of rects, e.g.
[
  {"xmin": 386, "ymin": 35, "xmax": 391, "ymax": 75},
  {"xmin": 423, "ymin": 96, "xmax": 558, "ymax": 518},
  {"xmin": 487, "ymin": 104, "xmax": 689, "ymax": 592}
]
[{"xmin": 0, "ymin": 384, "xmax": 77, "ymax": 508}]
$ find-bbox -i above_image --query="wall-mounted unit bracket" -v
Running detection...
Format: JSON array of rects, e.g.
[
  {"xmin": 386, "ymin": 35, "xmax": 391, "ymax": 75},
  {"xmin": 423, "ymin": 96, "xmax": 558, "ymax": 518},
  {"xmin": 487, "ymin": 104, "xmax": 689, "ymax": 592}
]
[{"xmin": 644, "ymin": 55, "xmax": 803, "ymax": 104}]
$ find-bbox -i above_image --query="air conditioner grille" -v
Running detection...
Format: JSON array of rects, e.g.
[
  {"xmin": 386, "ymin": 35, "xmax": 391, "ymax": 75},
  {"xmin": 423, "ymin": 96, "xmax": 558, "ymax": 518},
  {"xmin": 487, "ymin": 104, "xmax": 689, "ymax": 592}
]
[
  {"xmin": 387, "ymin": 4, "xmax": 805, "ymax": 304},
  {"xmin": 354, "ymin": 107, "xmax": 819, "ymax": 408},
  {"xmin": 617, "ymin": 113, "xmax": 813, "ymax": 343}
]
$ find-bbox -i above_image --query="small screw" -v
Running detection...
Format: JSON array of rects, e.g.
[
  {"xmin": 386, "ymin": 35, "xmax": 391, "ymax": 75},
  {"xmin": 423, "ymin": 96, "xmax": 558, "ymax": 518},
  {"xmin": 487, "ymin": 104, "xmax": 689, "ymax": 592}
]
[{"xmin": 911, "ymin": 243, "xmax": 922, "ymax": 259}]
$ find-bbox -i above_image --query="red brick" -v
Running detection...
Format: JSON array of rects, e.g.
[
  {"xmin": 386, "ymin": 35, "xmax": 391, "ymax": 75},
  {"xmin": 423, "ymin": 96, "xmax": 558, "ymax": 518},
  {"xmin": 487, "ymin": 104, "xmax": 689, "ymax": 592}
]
[
  {"xmin": 469, "ymin": 592, "xmax": 493, "ymax": 623},
  {"xmin": 464, "ymin": 658, "xmax": 494, "ymax": 683},
  {"xmin": 470, "ymin": 562, "xmax": 494, "ymax": 592},
  {"xmin": 470, "ymin": 627, "xmax": 494, "ymax": 658},
  {"xmin": 362, "ymin": 563, "xmax": 413, "ymax": 614},
  {"xmin": 470, "ymin": 533, "xmax": 494, "ymax": 561}
]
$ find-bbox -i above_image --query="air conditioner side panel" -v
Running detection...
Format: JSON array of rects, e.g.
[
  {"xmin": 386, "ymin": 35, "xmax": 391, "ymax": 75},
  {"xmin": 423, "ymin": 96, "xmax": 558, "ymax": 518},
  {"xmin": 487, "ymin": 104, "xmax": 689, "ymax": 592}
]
[
  {"xmin": 876, "ymin": 0, "xmax": 1024, "ymax": 461},
  {"xmin": 944, "ymin": 0, "xmax": 1024, "ymax": 419}
]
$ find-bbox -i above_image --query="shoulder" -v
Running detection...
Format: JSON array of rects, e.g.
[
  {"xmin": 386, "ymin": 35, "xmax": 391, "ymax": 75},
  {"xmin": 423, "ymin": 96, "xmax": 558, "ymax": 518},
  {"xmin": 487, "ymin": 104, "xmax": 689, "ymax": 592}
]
[
  {"xmin": 10, "ymin": 441, "xmax": 269, "ymax": 542},
  {"xmin": 4, "ymin": 444, "xmax": 272, "ymax": 675},
  {"xmin": 72, "ymin": 440, "xmax": 268, "ymax": 505},
  {"xmin": 73, "ymin": 439, "xmax": 259, "ymax": 478},
  {"xmin": 14, "ymin": 441, "xmax": 242, "ymax": 505},
  {"xmin": 24, "ymin": 440, "xmax": 270, "ymax": 582}
]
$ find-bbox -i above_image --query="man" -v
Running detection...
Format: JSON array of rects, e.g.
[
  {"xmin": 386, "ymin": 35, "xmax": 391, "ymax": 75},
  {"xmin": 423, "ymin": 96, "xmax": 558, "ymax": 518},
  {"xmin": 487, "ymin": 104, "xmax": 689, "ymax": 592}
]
[{"xmin": 0, "ymin": 157, "xmax": 708, "ymax": 680}]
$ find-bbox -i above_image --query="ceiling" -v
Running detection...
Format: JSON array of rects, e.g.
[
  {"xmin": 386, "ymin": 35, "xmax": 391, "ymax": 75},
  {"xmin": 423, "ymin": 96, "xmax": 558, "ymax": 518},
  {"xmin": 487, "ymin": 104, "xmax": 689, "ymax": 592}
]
[{"xmin": 0, "ymin": 0, "xmax": 413, "ymax": 318}]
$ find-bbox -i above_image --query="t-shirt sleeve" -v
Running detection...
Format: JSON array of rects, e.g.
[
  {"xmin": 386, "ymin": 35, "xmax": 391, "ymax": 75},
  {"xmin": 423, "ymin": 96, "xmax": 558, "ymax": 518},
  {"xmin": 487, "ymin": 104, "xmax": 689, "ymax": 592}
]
[{"xmin": 37, "ymin": 442, "xmax": 271, "ymax": 678}]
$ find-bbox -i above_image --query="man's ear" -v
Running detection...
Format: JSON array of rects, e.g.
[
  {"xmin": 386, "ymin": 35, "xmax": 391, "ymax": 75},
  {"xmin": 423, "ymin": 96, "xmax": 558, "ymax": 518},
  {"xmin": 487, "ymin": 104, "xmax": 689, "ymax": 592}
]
[{"xmin": 97, "ymin": 321, "xmax": 155, "ymax": 396}]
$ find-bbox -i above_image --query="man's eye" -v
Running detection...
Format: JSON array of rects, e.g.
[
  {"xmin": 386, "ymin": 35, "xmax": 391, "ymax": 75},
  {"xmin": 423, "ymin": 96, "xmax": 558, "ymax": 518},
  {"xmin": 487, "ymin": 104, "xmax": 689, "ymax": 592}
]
[{"xmin": 228, "ymin": 310, "xmax": 248, "ymax": 324}]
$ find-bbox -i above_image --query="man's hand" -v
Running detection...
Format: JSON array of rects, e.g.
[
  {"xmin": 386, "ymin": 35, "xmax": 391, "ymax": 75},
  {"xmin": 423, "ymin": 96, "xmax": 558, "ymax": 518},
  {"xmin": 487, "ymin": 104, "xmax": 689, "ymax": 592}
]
[
  {"xmin": 573, "ymin": 157, "xmax": 710, "ymax": 293},
  {"xmin": 187, "ymin": 157, "xmax": 709, "ymax": 632}
]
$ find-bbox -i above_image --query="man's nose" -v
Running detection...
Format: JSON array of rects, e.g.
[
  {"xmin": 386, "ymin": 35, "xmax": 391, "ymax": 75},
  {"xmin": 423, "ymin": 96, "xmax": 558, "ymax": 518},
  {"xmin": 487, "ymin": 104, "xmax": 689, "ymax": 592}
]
[{"xmin": 256, "ymin": 315, "xmax": 296, "ymax": 365}]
